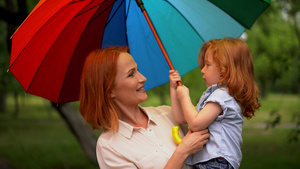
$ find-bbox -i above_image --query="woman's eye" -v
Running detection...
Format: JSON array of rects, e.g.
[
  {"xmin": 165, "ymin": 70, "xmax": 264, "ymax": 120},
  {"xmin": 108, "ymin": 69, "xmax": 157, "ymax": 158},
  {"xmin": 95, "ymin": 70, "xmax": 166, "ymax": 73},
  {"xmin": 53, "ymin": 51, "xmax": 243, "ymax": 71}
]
[{"xmin": 128, "ymin": 72, "xmax": 134, "ymax": 77}]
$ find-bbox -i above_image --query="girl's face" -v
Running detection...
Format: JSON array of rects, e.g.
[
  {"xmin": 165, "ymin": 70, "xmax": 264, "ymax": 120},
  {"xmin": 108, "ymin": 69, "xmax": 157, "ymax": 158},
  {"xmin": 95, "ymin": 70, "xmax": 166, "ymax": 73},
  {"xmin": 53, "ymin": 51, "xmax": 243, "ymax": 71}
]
[
  {"xmin": 110, "ymin": 52, "xmax": 148, "ymax": 106},
  {"xmin": 201, "ymin": 50, "xmax": 221, "ymax": 88}
]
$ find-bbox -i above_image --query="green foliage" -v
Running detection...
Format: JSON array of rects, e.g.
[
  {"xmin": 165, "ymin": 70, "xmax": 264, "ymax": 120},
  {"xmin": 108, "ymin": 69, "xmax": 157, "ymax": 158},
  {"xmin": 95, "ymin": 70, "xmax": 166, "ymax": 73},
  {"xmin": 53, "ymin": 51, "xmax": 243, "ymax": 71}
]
[
  {"xmin": 246, "ymin": 0, "xmax": 300, "ymax": 94},
  {"xmin": 27, "ymin": 0, "xmax": 41, "ymax": 12},
  {"xmin": 266, "ymin": 109, "xmax": 281, "ymax": 129},
  {"xmin": 288, "ymin": 111, "xmax": 300, "ymax": 143},
  {"xmin": 0, "ymin": 20, "xmax": 9, "ymax": 90}
]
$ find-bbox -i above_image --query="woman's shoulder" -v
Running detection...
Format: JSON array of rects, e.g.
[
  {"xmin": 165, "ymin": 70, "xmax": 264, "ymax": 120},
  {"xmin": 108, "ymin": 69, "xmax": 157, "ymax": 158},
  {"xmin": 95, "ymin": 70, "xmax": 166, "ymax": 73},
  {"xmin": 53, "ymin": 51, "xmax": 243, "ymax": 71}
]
[
  {"xmin": 141, "ymin": 105, "xmax": 172, "ymax": 115},
  {"xmin": 98, "ymin": 129, "xmax": 113, "ymax": 142},
  {"xmin": 142, "ymin": 105, "xmax": 175, "ymax": 123}
]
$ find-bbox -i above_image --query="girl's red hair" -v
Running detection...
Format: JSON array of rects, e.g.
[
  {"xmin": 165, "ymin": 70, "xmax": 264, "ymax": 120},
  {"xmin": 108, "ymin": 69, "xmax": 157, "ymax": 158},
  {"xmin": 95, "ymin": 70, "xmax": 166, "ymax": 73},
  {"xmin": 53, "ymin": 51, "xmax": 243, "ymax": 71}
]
[
  {"xmin": 199, "ymin": 38, "xmax": 260, "ymax": 118},
  {"xmin": 79, "ymin": 46, "xmax": 129, "ymax": 131}
]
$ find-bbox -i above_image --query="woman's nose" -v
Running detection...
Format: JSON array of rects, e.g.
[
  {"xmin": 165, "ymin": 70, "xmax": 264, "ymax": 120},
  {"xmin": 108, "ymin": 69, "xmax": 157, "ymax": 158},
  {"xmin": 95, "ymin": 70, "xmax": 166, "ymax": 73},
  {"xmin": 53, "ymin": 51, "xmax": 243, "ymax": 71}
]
[{"xmin": 138, "ymin": 71, "xmax": 147, "ymax": 82}]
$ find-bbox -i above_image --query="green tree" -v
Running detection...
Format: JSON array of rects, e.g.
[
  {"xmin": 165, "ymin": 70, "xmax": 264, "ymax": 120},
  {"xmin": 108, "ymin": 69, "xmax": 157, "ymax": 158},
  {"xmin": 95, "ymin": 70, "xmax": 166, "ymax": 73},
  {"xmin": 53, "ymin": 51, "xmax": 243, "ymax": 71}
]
[{"xmin": 246, "ymin": 0, "xmax": 299, "ymax": 95}]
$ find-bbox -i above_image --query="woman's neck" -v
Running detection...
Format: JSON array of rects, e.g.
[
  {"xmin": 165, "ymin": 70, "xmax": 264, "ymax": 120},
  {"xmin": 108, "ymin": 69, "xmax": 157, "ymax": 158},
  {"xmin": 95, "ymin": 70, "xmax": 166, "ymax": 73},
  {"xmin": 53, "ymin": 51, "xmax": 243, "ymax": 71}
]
[{"xmin": 116, "ymin": 104, "xmax": 148, "ymax": 129}]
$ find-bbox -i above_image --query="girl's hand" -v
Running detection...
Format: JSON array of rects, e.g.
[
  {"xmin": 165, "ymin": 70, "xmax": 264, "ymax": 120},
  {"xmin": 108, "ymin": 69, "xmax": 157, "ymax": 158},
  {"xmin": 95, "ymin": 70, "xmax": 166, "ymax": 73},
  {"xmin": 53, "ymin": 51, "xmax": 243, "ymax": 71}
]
[{"xmin": 169, "ymin": 70, "xmax": 181, "ymax": 89}]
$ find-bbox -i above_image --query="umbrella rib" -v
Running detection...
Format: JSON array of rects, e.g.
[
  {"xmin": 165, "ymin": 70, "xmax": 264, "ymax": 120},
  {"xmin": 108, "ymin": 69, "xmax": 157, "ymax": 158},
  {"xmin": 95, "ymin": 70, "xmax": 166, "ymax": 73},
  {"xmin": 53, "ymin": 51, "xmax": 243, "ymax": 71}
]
[
  {"xmin": 69, "ymin": 0, "xmax": 85, "ymax": 4},
  {"xmin": 165, "ymin": 1, "xmax": 206, "ymax": 41},
  {"xmin": 57, "ymin": 0, "xmax": 117, "ymax": 103},
  {"xmin": 87, "ymin": 1, "xmax": 116, "ymax": 25},
  {"xmin": 75, "ymin": 3, "xmax": 102, "ymax": 17},
  {"xmin": 104, "ymin": 0, "xmax": 125, "ymax": 27},
  {"xmin": 123, "ymin": 0, "xmax": 133, "ymax": 50},
  {"xmin": 24, "ymin": 1, "xmax": 102, "ymax": 101},
  {"xmin": 26, "ymin": 49, "xmax": 52, "ymax": 99},
  {"xmin": 9, "ymin": 0, "xmax": 101, "ymax": 71},
  {"xmin": 125, "ymin": 0, "xmax": 130, "ymax": 47},
  {"xmin": 126, "ymin": 0, "xmax": 131, "ymax": 17}
]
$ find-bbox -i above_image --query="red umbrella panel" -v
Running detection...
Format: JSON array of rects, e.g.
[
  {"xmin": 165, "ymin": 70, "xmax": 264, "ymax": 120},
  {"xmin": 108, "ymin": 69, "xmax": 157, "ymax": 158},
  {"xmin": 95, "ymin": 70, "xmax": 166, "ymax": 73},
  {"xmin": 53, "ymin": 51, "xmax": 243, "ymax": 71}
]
[{"xmin": 10, "ymin": 0, "xmax": 117, "ymax": 103}]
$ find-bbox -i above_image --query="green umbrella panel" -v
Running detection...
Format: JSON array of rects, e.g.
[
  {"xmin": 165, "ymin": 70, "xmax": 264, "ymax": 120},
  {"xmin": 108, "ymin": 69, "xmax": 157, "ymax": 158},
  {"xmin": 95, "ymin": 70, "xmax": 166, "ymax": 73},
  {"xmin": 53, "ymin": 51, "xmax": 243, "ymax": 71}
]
[{"xmin": 208, "ymin": 0, "xmax": 271, "ymax": 29}]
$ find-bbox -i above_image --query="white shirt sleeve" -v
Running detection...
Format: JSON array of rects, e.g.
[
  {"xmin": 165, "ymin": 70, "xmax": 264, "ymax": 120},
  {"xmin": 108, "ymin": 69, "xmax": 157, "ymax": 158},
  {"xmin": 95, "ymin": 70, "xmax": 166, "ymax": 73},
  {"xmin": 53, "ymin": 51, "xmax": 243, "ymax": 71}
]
[{"xmin": 97, "ymin": 138, "xmax": 138, "ymax": 169}]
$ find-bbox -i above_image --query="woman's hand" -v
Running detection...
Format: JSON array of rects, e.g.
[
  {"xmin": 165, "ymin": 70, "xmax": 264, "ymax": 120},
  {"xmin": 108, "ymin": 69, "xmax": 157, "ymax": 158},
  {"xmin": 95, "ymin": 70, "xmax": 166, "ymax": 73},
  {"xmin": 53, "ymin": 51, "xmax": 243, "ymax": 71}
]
[
  {"xmin": 164, "ymin": 128, "xmax": 209, "ymax": 169},
  {"xmin": 178, "ymin": 129, "xmax": 209, "ymax": 156}
]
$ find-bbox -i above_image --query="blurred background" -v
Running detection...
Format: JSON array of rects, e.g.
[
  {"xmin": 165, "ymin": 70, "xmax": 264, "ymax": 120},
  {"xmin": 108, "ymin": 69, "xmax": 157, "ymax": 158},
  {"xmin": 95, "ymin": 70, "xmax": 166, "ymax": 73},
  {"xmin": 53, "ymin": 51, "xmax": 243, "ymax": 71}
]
[{"xmin": 0, "ymin": 0, "xmax": 299, "ymax": 169}]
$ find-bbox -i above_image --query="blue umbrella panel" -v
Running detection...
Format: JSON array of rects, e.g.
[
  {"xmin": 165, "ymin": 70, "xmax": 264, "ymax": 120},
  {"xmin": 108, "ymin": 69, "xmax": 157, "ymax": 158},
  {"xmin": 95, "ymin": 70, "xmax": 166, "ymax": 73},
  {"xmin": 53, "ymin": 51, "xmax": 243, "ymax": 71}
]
[{"xmin": 101, "ymin": 0, "xmax": 245, "ymax": 90}]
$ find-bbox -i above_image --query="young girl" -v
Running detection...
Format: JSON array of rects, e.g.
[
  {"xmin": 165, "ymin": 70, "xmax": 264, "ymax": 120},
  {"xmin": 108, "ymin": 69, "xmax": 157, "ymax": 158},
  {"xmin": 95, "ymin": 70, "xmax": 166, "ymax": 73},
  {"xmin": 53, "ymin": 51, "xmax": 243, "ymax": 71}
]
[{"xmin": 169, "ymin": 38, "xmax": 260, "ymax": 169}]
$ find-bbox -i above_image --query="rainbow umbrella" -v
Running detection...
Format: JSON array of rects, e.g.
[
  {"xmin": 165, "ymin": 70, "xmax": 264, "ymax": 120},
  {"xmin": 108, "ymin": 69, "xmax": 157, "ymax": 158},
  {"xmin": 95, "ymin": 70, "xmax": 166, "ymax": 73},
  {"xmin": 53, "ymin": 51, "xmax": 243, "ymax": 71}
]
[{"xmin": 9, "ymin": 0, "xmax": 270, "ymax": 103}]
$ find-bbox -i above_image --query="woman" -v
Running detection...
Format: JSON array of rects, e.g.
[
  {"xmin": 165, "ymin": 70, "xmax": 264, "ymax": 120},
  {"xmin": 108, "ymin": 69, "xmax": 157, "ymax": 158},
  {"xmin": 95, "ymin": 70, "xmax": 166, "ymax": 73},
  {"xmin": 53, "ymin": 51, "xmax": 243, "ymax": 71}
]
[{"xmin": 79, "ymin": 46, "xmax": 209, "ymax": 169}]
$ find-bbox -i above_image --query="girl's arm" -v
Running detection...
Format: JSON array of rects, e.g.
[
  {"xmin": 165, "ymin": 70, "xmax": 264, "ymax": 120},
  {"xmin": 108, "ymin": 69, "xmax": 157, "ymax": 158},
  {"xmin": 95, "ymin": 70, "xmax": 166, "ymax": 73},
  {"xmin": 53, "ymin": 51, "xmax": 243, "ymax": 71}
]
[
  {"xmin": 176, "ymin": 85, "xmax": 222, "ymax": 131},
  {"xmin": 169, "ymin": 70, "xmax": 186, "ymax": 124}
]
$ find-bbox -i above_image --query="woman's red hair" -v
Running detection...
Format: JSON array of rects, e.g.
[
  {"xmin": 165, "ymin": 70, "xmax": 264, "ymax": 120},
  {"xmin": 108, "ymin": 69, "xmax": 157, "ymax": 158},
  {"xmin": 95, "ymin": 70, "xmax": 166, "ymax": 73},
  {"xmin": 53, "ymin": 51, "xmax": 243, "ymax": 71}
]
[
  {"xmin": 79, "ymin": 46, "xmax": 129, "ymax": 131},
  {"xmin": 199, "ymin": 38, "xmax": 260, "ymax": 118}
]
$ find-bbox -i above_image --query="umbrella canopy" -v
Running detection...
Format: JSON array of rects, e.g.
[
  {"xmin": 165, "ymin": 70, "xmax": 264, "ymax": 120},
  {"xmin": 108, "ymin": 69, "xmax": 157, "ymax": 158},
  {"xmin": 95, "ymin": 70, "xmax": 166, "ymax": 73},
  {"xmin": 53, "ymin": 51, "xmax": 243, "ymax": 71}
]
[{"xmin": 9, "ymin": 0, "xmax": 270, "ymax": 103}]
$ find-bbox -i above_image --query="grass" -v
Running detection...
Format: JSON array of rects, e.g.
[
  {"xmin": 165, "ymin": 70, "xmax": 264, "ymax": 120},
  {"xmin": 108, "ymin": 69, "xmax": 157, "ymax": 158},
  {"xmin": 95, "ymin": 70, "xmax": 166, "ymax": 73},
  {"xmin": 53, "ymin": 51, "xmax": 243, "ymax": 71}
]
[
  {"xmin": 0, "ymin": 95, "xmax": 98, "ymax": 169},
  {"xmin": 241, "ymin": 128, "xmax": 300, "ymax": 169},
  {"xmin": 0, "ymin": 93, "xmax": 299, "ymax": 169}
]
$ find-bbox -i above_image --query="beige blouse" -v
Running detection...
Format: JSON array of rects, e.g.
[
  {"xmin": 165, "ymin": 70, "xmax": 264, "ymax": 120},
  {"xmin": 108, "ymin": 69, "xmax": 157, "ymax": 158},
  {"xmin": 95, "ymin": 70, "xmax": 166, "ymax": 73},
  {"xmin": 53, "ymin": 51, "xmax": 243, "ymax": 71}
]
[{"xmin": 96, "ymin": 105, "xmax": 192, "ymax": 169}]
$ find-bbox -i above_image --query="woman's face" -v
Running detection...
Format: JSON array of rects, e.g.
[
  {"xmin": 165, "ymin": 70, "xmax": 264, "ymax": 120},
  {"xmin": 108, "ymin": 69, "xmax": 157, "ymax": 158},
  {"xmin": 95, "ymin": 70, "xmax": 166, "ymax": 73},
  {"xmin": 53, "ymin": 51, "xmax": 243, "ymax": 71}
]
[{"xmin": 110, "ymin": 52, "xmax": 148, "ymax": 106}]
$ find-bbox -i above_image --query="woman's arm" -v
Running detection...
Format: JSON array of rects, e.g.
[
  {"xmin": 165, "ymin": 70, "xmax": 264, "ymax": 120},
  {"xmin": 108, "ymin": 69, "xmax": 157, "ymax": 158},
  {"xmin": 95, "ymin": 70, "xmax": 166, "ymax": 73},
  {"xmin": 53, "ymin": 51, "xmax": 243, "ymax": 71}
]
[
  {"xmin": 164, "ymin": 129, "xmax": 209, "ymax": 169},
  {"xmin": 177, "ymin": 85, "xmax": 222, "ymax": 131},
  {"xmin": 169, "ymin": 70, "xmax": 187, "ymax": 124}
]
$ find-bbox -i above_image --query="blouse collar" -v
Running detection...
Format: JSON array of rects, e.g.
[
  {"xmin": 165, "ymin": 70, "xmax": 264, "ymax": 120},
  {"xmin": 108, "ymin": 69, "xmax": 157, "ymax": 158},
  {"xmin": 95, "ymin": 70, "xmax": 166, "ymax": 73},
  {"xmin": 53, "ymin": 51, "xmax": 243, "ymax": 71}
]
[{"xmin": 118, "ymin": 106, "xmax": 156, "ymax": 139}]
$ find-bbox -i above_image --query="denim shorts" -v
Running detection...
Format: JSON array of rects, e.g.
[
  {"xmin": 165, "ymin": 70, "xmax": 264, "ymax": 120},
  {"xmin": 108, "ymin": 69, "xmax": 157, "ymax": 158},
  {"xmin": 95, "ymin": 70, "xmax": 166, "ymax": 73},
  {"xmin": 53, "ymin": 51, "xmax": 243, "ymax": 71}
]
[{"xmin": 194, "ymin": 157, "xmax": 234, "ymax": 169}]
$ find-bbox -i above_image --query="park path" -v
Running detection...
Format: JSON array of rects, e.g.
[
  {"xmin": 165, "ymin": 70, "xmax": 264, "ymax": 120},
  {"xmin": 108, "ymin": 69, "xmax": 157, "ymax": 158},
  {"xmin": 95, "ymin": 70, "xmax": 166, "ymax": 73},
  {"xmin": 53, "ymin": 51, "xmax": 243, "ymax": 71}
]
[{"xmin": 243, "ymin": 122, "xmax": 298, "ymax": 129}]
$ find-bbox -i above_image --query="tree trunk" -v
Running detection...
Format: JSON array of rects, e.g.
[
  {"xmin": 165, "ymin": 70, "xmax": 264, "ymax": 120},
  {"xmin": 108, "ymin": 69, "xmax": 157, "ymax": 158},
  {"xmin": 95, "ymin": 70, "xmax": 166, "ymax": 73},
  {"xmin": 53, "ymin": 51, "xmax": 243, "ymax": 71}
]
[{"xmin": 51, "ymin": 102, "xmax": 97, "ymax": 164}]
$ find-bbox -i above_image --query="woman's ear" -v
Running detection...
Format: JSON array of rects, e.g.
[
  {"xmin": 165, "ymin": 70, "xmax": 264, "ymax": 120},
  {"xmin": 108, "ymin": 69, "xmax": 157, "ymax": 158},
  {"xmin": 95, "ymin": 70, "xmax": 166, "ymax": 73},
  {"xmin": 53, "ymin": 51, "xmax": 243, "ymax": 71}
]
[{"xmin": 110, "ymin": 90, "xmax": 116, "ymax": 99}]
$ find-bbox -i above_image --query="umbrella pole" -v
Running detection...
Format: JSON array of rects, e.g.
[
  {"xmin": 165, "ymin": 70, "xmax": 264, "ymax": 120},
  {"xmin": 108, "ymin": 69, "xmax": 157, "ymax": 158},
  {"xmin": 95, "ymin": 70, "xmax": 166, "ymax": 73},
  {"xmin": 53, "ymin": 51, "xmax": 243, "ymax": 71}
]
[{"xmin": 135, "ymin": 0, "xmax": 182, "ymax": 85}]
